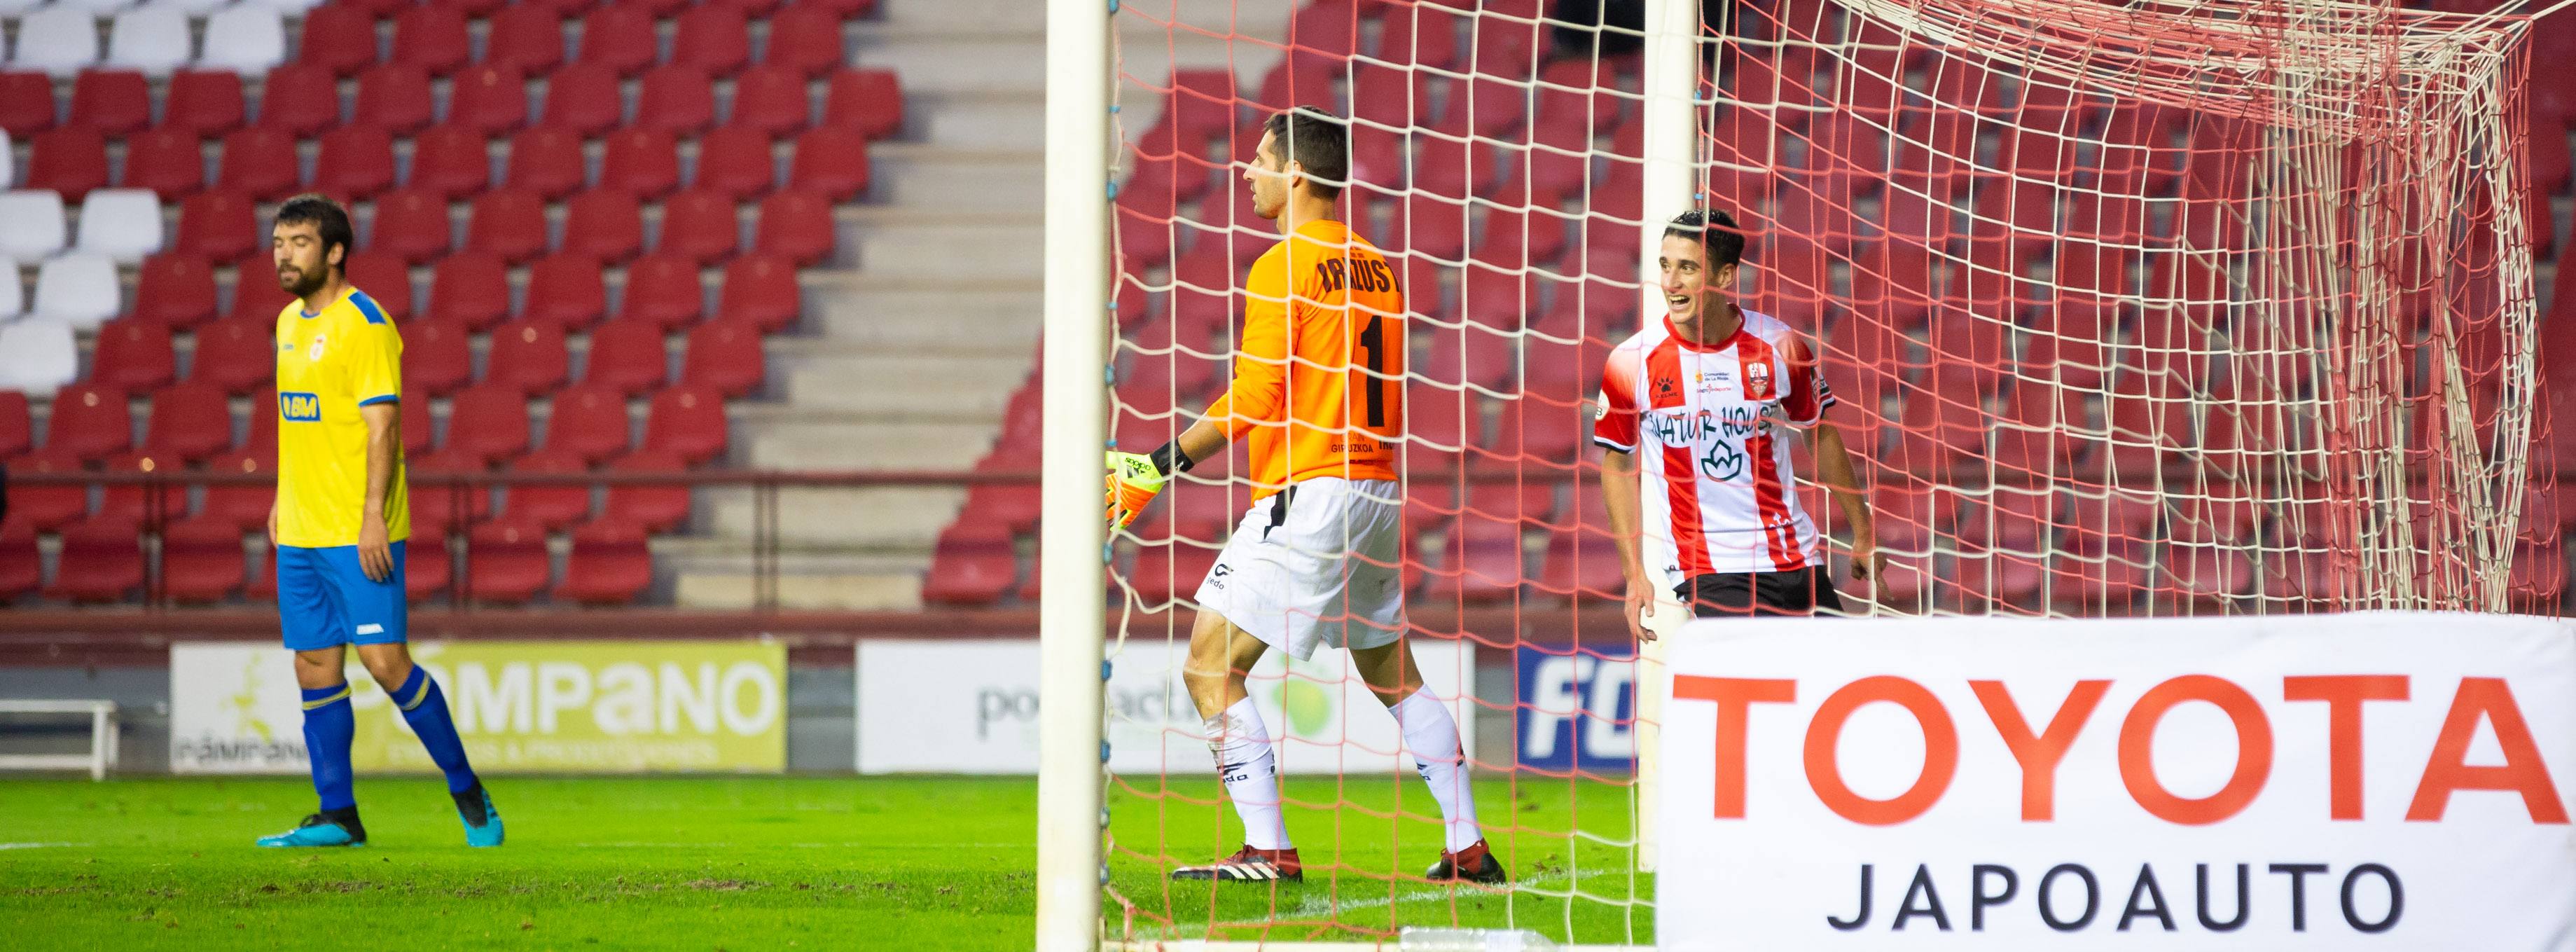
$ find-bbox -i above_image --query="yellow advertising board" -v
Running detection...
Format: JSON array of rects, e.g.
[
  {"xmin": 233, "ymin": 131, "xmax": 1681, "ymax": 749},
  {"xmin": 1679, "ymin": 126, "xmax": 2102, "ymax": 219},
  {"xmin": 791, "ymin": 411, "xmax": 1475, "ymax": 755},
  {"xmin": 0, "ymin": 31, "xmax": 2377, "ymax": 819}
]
[{"xmin": 344, "ymin": 641, "xmax": 787, "ymax": 773}]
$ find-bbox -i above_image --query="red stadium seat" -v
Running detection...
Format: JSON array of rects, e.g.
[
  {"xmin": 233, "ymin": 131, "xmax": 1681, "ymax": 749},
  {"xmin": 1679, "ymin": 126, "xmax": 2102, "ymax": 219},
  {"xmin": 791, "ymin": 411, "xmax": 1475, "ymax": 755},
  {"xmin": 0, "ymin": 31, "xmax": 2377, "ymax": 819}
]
[
  {"xmin": 237, "ymin": 389, "xmax": 277, "ymax": 459},
  {"xmin": 602, "ymin": 448, "xmax": 691, "ymax": 532},
  {"xmin": 8, "ymin": 449, "xmax": 92, "ymax": 532},
  {"xmin": 364, "ymin": 188, "xmax": 452, "ymax": 265},
  {"xmin": 728, "ymin": 64, "xmax": 811, "ymax": 137},
  {"xmin": 166, "ymin": 71, "xmax": 244, "ymax": 137},
  {"xmin": 162, "ymin": 513, "xmax": 249, "ymax": 602},
  {"xmin": 465, "ymin": 516, "xmax": 552, "ymax": 604},
  {"xmin": 788, "ymin": 125, "xmax": 870, "ymax": 202},
  {"xmin": 47, "ymin": 516, "xmax": 145, "ymax": 602},
  {"xmin": 448, "ymin": 64, "xmax": 529, "ymax": 133},
  {"xmin": 27, "ymin": 127, "xmax": 109, "ymax": 200},
  {"xmin": 176, "ymin": 190, "xmax": 259, "ymax": 262},
  {"xmin": 695, "ymin": 125, "xmax": 776, "ymax": 199},
  {"xmin": 582, "ymin": 320, "xmax": 670, "ymax": 396},
  {"xmin": 599, "ymin": 128, "xmax": 680, "ymax": 199},
  {"xmin": 217, "ymin": 127, "xmax": 300, "ymax": 201},
  {"xmin": 445, "ymin": 383, "xmax": 532, "ymax": 462},
  {"xmin": 431, "ymin": 0, "xmax": 509, "ymax": 22},
  {"xmin": 658, "ymin": 188, "xmax": 742, "ymax": 264},
  {"xmin": 485, "ymin": 321, "xmax": 571, "ymax": 395},
  {"xmin": 542, "ymin": 384, "xmax": 632, "ymax": 462},
  {"xmin": 71, "ymin": 69, "xmax": 151, "ymax": 135},
  {"xmin": 95, "ymin": 453, "xmax": 188, "ymax": 528},
  {"xmin": 671, "ymin": 4, "xmax": 750, "ymax": 76},
  {"xmin": 256, "ymin": 66, "xmax": 342, "ymax": 142},
  {"xmin": 342, "ymin": 253, "xmax": 415, "ymax": 320},
  {"xmin": 716, "ymin": 253, "xmax": 799, "ymax": 331},
  {"xmin": 522, "ymin": 252, "xmax": 608, "ymax": 329},
  {"xmin": 313, "ymin": 125, "xmax": 398, "ymax": 200},
  {"xmin": 200, "ymin": 448, "xmax": 273, "ymax": 531},
  {"xmin": 132, "ymin": 254, "xmax": 217, "ymax": 329},
  {"xmin": 46, "ymin": 385, "xmax": 132, "ymax": 463},
  {"xmin": 761, "ymin": 2, "xmax": 848, "ymax": 78},
  {"xmin": 352, "ymin": 63, "xmax": 434, "ymax": 135},
  {"xmin": 91, "ymin": 323, "xmax": 177, "ymax": 393},
  {"xmin": 402, "ymin": 317, "xmax": 474, "ymax": 395},
  {"xmin": 189, "ymin": 317, "xmax": 277, "ymax": 394},
  {"xmin": 824, "ymin": 68, "xmax": 903, "ymax": 140},
  {"xmin": 144, "ymin": 382, "xmax": 233, "ymax": 463},
  {"xmin": 680, "ymin": 321, "xmax": 764, "ymax": 397},
  {"xmin": 0, "ymin": 71, "xmax": 58, "ymax": 134},
  {"xmin": 0, "ymin": 518, "xmax": 40, "ymax": 601},
  {"xmin": 922, "ymin": 520, "xmax": 1016, "ymax": 606},
  {"xmin": 505, "ymin": 447, "xmax": 593, "ymax": 529},
  {"xmin": 0, "ymin": 392, "xmax": 28, "ymax": 460},
  {"xmin": 635, "ymin": 66, "xmax": 716, "ymax": 136},
  {"xmin": 424, "ymin": 252, "xmax": 508, "ymax": 331},
  {"xmin": 393, "ymin": 5, "xmax": 471, "ymax": 76},
  {"xmin": 465, "ymin": 188, "xmax": 548, "ymax": 264},
  {"xmin": 574, "ymin": 3, "xmax": 658, "ymax": 77},
  {"xmin": 399, "ymin": 384, "xmax": 435, "ymax": 455},
  {"xmin": 296, "ymin": 5, "xmax": 379, "ymax": 77},
  {"xmin": 641, "ymin": 385, "xmax": 726, "ymax": 464},
  {"xmin": 558, "ymin": 517, "xmax": 652, "ymax": 605},
  {"xmin": 506, "ymin": 125, "xmax": 586, "ymax": 200},
  {"xmin": 539, "ymin": 62, "xmax": 623, "ymax": 136},
  {"xmin": 560, "ymin": 188, "xmax": 644, "ymax": 263},
  {"xmin": 618, "ymin": 253, "xmax": 706, "ymax": 329},
  {"xmin": 408, "ymin": 447, "xmax": 495, "ymax": 532},
  {"xmin": 484, "ymin": 4, "xmax": 567, "ymax": 74},
  {"xmin": 408, "ymin": 124, "xmax": 492, "ymax": 198},
  {"xmin": 405, "ymin": 527, "xmax": 452, "ymax": 601},
  {"xmin": 754, "ymin": 188, "xmax": 834, "ymax": 266},
  {"xmin": 123, "ymin": 125, "xmax": 205, "ymax": 197}
]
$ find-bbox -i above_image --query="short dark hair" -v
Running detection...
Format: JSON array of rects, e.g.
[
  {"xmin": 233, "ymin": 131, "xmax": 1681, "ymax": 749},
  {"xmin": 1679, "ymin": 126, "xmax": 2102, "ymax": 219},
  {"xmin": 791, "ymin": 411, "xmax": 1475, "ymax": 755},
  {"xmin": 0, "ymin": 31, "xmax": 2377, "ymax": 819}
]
[
  {"xmin": 1663, "ymin": 208, "xmax": 1746, "ymax": 268},
  {"xmin": 273, "ymin": 193, "xmax": 354, "ymax": 273},
  {"xmin": 1262, "ymin": 107, "xmax": 1350, "ymax": 200}
]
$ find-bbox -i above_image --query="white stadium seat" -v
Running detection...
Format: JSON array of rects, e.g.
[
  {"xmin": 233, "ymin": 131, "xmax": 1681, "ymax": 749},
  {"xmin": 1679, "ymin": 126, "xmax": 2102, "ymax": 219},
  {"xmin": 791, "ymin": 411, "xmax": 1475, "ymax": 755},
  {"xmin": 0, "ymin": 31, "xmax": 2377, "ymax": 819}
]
[
  {"xmin": 0, "ymin": 259, "xmax": 22, "ymax": 318},
  {"xmin": 105, "ymin": 6, "xmax": 193, "ymax": 77},
  {"xmin": 235, "ymin": 0, "xmax": 324, "ymax": 13},
  {"xmin": 0, "ymin": 129, "xmax": 13, "ymax": 191},
  {"xmin": 55, "ymin": 0, "xmax": 138, "ymax": 13},
  {"xmin": 147, "ymin": 0, "xmax": 237, "ymax": 16},
  {"xmin": 198, "ymin": 6, "xmax": 287, "ymax": 75},
  {"xmin": 0, "ymin": 191, "xmax": 70, "ymax": 261},
  {"xmin": 74, "ymin": 188, "xmax": 165, "ymax": 263},
  {"xmin": 0, "ymin": 318, "xmax": 81, "ymax": 394},
  {"xmin": 0, "ymin": 0, "xmax": 48, "ymax": 17},
  {"xmin": 29, "ymin": 253, "xmax": 120, "ymax": 328},
  {"xmin": 9, "ymin": 6, "xmax": 105, "ymax": 78}
]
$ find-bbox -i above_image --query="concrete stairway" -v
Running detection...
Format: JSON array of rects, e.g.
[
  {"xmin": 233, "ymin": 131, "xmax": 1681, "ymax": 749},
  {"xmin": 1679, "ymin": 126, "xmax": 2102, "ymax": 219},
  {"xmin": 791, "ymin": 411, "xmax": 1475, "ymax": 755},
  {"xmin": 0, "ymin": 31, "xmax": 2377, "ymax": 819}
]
[{"xmin": 668, "ymin": 0, "xmax": 1285, "ymax": 608}]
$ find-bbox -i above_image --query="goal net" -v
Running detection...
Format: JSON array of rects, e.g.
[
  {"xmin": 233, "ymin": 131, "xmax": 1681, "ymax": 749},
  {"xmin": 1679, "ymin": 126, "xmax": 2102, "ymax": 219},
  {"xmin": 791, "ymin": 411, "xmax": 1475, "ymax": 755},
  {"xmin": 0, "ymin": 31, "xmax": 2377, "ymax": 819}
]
[{"xmin": 1088, "ymin": 0, "xmax": 2556, "ymax": 946}]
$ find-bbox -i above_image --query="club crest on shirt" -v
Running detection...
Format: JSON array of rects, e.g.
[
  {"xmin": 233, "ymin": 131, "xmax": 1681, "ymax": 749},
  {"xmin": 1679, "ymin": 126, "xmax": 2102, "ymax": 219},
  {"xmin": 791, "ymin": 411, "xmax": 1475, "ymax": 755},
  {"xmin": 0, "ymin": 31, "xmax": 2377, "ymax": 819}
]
[
  {"xmin": 1743, "ymin": 359, "xmax": 1772, "ymax": 399},
  {"xmin": 307, "ymin": 334, "xmax": 327, "ymax": 361}
]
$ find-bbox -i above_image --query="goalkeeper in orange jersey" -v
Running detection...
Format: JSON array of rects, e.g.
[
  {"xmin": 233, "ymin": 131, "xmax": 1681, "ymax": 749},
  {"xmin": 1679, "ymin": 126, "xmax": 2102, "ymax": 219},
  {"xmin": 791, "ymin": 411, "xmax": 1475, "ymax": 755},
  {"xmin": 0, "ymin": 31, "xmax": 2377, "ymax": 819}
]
[{"xmin": 1105, "ymin": 107, "xmax": 1502, "ymax": 885}]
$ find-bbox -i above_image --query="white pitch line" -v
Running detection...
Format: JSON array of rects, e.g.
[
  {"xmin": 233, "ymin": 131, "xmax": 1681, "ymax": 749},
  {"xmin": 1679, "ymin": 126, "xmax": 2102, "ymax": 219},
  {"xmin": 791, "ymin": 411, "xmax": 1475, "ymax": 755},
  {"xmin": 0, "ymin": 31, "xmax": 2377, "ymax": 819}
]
[
  {"xmin": 0, "ymin": 843, "xmax": 85, "ymax": 850},
  {"xmin": 568, "ymin": 841, "xmax": 1031, "ymax": 849},
  {"xmin": 1139, "ymin": 867, "xmax": 1633, "ymax": 941}
]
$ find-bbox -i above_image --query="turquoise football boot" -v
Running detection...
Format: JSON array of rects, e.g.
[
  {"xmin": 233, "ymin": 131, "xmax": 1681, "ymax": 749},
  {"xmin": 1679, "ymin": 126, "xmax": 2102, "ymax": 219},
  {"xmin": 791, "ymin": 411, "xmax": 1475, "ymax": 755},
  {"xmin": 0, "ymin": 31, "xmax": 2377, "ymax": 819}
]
[
  {"xmin": 256, "ymin": 813, "xmax": 367, "ymax": 848},
  {"xmin": 455, "ymin": 785, "xmax": 504, "ymax": 848}
]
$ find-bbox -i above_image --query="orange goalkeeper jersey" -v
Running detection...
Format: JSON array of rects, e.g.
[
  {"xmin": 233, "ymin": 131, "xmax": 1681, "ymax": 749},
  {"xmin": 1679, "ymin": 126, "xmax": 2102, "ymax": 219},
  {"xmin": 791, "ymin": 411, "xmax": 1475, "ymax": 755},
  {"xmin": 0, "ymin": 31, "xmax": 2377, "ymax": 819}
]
[{"xmin": 1204, "ymin": 219, "xmax": 1406, "ymax": 498}]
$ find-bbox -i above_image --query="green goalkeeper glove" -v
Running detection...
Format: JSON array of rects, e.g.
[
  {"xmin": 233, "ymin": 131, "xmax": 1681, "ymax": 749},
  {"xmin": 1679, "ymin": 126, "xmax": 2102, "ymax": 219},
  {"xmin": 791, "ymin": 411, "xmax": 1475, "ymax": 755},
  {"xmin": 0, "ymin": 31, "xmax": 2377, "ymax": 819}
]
[{"xmin": 1105, "ymin": 442, "xmax": 1192, "ymax": 531}]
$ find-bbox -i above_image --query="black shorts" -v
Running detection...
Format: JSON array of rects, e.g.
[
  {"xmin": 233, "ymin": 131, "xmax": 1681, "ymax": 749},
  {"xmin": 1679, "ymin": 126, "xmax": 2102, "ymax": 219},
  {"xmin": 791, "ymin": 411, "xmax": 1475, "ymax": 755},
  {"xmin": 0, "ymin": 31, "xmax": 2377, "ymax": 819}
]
[{"xmin": 1675, "ymin": 566, "xmax": 1846, "ymax": 618}]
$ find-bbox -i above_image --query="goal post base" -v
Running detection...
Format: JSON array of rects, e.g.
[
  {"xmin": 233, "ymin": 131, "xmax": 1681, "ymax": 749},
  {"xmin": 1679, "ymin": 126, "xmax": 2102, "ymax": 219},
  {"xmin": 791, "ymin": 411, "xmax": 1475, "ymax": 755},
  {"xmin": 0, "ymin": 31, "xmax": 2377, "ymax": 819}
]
[{"xmin": 1110, "ymin": 941, "xmax": 1651, "ymax": 952}]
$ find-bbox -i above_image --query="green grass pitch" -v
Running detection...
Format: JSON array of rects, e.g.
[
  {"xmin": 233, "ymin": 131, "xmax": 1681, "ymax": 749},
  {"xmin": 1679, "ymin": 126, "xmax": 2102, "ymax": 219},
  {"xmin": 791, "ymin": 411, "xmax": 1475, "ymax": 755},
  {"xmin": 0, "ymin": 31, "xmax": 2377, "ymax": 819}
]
[{"xmin": 3, "ymin": 775, "xmax": 1653, "ymax": 949}]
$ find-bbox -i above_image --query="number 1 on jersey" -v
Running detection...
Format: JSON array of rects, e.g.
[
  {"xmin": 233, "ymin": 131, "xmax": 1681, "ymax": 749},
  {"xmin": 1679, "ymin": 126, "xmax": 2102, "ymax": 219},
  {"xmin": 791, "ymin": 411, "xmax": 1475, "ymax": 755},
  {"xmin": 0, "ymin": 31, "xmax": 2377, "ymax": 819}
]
[{"xmin": 1356, "ymin": 314, "xmax": 1387, "ymax": 428}]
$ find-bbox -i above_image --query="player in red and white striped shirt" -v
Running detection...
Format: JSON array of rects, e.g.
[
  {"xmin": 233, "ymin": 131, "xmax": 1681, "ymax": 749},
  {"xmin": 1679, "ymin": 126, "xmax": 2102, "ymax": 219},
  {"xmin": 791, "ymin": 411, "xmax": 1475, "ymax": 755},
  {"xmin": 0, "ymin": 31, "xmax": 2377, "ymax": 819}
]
[{"xmin": 1595, "ymin": 209, "xmax": 1884, "ymax": 633}]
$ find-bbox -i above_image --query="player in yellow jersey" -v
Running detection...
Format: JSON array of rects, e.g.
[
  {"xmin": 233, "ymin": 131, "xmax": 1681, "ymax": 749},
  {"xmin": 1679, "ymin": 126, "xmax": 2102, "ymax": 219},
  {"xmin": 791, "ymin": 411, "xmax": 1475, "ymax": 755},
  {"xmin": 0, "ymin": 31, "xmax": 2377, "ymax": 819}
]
[
  {"xmin": 1106, "ymin": 109, "xmax": 1502, "ymax": 885},
  {"xmin": 254, "ymin": 195, "xmax": 501, "ymax": 850}
]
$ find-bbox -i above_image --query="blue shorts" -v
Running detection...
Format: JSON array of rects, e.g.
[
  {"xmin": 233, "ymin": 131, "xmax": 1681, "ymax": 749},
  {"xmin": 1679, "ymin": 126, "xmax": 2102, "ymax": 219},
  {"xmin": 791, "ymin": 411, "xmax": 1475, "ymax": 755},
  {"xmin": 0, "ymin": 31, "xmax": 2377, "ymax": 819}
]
[{"xmin": 277, "ymin": 542, "xmax": 408, "ymax": 651}]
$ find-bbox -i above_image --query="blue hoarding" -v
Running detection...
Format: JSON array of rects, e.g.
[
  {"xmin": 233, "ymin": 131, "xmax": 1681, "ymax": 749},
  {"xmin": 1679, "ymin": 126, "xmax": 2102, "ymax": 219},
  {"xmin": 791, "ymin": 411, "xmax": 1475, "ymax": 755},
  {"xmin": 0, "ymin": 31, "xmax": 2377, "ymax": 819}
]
[{"xmin": 1514, "ymin": 644, "xmax": 1637, "ymax": 773}]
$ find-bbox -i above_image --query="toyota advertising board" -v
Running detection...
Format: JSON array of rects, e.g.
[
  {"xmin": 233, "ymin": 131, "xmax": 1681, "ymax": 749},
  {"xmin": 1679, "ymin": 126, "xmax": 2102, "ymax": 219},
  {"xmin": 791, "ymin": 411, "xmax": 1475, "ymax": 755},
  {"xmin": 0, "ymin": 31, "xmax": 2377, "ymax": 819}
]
[{"xmin": 1655, "ymin": 612, "xmax": 2576, "ymax": 950}]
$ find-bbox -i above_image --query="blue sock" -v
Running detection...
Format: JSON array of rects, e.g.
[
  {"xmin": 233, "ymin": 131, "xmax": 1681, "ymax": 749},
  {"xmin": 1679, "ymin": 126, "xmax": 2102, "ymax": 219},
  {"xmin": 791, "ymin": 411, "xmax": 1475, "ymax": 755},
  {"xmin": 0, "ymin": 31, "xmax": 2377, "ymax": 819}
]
[
  {"xmin": 300, "ymin": 683, "xmax": 357, "ymax": 812},
  {"xmin": 392, "ymin": 666, "xmax": 480, "ymax": 794}
]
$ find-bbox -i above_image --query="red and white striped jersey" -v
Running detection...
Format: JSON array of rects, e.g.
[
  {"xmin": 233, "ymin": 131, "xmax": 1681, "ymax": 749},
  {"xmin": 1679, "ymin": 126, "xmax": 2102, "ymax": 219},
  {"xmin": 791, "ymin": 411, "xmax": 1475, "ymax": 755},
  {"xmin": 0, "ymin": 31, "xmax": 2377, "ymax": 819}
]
[{"xmin": 1592, "ymin": 308, "xmax": 1837, "ymax": 584}]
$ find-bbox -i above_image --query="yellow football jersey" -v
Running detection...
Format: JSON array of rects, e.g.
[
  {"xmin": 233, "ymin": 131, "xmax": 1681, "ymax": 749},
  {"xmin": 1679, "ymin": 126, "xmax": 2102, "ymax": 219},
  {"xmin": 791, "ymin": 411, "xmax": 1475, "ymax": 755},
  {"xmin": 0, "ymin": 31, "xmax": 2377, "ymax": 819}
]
[{"xmin": 273, "ymin": 287, "xmax": 409, "ymax": 549}]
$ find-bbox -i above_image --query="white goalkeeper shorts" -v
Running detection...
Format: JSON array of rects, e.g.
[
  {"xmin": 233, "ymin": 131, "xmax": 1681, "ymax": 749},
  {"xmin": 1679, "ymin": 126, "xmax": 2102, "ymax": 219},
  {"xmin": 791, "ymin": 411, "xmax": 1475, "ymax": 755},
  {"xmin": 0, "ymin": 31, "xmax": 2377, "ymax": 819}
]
[{"xmin": 1193, "ymin": 477, "xmax": 1406, "ymax": 662}]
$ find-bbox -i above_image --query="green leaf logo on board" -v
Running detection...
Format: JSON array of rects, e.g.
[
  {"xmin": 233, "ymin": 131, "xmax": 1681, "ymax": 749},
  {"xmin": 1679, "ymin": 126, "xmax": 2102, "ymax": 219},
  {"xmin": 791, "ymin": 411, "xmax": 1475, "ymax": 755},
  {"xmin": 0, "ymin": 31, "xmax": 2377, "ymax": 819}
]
[{"xmin": 1280, "ymin": 678, "xmax": 1330, "ymax": 737}]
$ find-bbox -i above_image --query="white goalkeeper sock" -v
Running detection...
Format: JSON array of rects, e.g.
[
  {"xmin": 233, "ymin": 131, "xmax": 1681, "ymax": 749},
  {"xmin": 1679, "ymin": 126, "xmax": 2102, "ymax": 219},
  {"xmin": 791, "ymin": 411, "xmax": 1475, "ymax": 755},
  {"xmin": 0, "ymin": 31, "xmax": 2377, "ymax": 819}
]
[
  {"xmin": 1393, "ymin": 688, "xmax": 1483, "ymax": 853},
  {"xmin": 1208, "ymin": 697, "xmax": 1290, "ymax": 851}
]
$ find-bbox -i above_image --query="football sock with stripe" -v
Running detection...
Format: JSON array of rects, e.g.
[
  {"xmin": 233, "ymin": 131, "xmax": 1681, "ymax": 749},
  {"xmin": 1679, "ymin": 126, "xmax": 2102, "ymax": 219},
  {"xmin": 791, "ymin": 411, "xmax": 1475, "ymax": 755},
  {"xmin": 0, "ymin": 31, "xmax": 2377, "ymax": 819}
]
[
  {"xmin": 1208, "ymin": 697, "xmax": 1291, "ymax": 851},
  {"xmin": 391, "ymin": 665, "xmax": 480, "ymax": 794},
  {"xmin": 300, "ymin": 682, "xmax": 357, "ymax": 813},
  {"xmin": 1393, "ymin": 688, "xmax": 1484, "ymax": 853}
]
